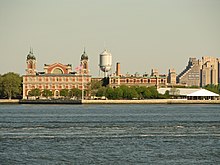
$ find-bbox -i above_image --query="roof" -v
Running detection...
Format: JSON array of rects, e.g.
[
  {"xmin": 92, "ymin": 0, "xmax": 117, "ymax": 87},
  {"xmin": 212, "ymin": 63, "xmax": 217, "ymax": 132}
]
[
  {"xmin": 100, "ymin": 49, "xmax": 111, "ymax": 56},
  {"xmin": 81, "ymin": 50, "xmax": 88, "ymax": 60},
  {"xmin": 187, "ymin": 89, "xmax": 219, "ymax": 97},
  {"xmin": 158, "ymin": 88, "xmax": 200, "ymax": 96},
  {"xmin": 158, "ymin": 88, "xmax": 219, "ymax": 97}
]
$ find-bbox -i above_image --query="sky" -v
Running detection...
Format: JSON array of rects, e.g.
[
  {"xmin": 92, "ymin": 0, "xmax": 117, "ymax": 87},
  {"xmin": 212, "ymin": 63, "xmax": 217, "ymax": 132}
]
[{"xmin": 0, "ymin": 0, "xmax": 220, "ymax": 76}]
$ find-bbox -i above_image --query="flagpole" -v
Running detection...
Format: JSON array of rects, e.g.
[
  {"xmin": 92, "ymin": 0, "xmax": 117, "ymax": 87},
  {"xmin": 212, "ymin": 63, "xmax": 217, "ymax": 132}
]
[{"xmin": 82, "ymin": 71, "xmax": 84, "ymax": 102}]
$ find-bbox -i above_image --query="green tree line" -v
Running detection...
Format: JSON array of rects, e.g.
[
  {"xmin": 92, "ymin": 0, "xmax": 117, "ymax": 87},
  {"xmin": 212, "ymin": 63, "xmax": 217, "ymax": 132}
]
[
  {"xmin": 28, "ymin": 88, "xmax": 82, "ymax": 99},
  {"xmin": 94, "ymin": 85, "xmax": 160, "ymax": 100},
  {"xmin": 204, "ymin": 84, "xmax": 220, "ymax": 94}
]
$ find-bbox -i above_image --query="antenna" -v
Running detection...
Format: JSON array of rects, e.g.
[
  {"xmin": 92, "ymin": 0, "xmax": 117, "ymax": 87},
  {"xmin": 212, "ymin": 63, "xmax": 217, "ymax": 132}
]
[{"xmin": 104, "ymin": 41, "xmax": 106, "ymax": 50}]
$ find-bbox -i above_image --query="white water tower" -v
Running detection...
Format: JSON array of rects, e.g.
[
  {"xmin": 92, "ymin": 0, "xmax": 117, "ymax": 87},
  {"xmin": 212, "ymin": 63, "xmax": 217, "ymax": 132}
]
[{"xmin": 99, "ymin": 49, "xmax": 112, "ymax": 77}]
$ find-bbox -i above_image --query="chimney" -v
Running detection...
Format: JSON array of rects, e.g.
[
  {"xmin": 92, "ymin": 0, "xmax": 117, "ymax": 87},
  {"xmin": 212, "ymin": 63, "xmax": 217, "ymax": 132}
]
[{"xmin": 116, "ymin": 62, "xmax": 120, "ymax": 76}]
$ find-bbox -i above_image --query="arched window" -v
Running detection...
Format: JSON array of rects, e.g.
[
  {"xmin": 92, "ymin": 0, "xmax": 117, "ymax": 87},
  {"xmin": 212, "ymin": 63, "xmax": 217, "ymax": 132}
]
[
  {"xmin": 29, "ymin": 61, "xmax": 33, "ymax": 68},
  {"xmin": 83, "ymin": 62, "xmax": 87, "ymax": 69},
  {"xmin": 52, "ymin": 68, "xmax": 64, "ymax": 74},
  {"xmin": 55, "ymin": 90, "xmax": 60, "ymax": 97}
]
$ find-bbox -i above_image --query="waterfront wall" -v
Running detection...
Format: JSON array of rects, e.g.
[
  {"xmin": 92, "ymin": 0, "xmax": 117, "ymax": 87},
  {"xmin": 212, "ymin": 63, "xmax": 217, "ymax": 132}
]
[
  {"xmin": 0, "ymin": 99, "xmax": 20, "ymax": 104},
  {"xmin": 1, "ymin": 99, "xmax": 220, "ymax": 104},
  {"xmin": 19, "ymin": 99, "xmax": 81, "ymax": 104},
  {"xmin": 82, "ymin": 99, "xmax": 220, "ymax": 104}
]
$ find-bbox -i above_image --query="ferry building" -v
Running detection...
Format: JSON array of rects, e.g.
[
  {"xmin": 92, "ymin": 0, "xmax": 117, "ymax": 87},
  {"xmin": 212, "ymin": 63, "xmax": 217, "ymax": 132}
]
[{"xmin": 22, "ymin": 49, "xmax": 91, "ymax": 99}]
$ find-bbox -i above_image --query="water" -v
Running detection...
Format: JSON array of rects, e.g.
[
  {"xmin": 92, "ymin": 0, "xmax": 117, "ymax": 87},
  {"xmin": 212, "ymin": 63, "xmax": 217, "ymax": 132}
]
[{"xmin": 0, "ymin": 104, "xmax": 219, "ymax": 164}]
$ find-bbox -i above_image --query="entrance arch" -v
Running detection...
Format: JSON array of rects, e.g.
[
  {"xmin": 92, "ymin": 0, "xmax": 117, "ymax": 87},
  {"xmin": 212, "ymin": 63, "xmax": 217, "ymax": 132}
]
[{"xmin": 54, "ymin": 90, "xmax": 60, "ymax": 97}]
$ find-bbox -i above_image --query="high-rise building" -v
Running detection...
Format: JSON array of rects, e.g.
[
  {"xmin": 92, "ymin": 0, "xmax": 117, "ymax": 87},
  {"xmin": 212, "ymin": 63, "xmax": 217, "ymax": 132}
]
[
  {"xmin": 177, "ymin": 56, "xmax": 220, "ymax": 87},
  {"xmin": 200, "ymin": 56, "xmax": 219, "ymax": 86}
]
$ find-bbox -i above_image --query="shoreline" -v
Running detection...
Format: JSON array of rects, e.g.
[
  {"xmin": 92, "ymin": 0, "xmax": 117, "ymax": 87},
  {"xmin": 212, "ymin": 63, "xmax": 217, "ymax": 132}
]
[
  {"xmin": 82, "ymin": 99, "xmax": 220, "ymax": 104},
  {"xmin": 1, "ymin": 99, "xmax": 220, "ymax": 104}
]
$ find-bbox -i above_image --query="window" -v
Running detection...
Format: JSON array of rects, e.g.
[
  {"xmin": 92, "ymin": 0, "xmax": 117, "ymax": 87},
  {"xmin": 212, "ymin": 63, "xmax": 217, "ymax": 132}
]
[
  {"xmin": 52, "ymin": 68, "xmax": 63, "ymax": 74},
  {"xmin": 83, "ymin": 62, "xmax": 87, "ymax": 69}
]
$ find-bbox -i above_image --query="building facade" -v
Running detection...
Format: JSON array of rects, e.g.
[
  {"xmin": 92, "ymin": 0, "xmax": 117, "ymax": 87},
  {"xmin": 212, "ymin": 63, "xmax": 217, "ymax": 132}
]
[
  {"xmin": 108, "ymin": 75, "xmax": 167, "ymax": 88},
  {"xmin": 23, "ymin": 49, "xmax": 91, "ymax": 99},
  {"xmin": 107, "ymin": 63, "xmax": 167, "ymax": 88},
  {"xmin": 167, "ymin": 69, "xmax": 176, "ymax": 85},
  {"xmin": 177, "ymin": 56, "xmax": 220, "ymax": 87}
]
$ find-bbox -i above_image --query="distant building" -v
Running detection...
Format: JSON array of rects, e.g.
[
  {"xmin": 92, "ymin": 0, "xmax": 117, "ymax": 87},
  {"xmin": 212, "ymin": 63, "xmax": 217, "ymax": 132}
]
[
  {"xmin": 167, "ymin": 69, "xmax": 176, "ymax": 85},
  {"xmin": 177, "ymin": 58, "xmax": 201, "ymax": 86},
  {"xmin": 23, "ymin": 49, "xmax": 91, "ymax": 99},
  {"xmin": 201, "ymin": 56, "xmax": 219, "ymax": 86},
  {"xmin": 108, "ymin": 74, "xmax": 167, "ymax": 88},
  {"xmin": 177, "ymin": 56, "xmax": 220, "ymax": 87},
  {"xmin": 106, "ymin": 64, "xmax": 167, "ymax": 88},
  {"xmin": 151, "ymin": 69, "xmax": 159, "ymax": 77}
]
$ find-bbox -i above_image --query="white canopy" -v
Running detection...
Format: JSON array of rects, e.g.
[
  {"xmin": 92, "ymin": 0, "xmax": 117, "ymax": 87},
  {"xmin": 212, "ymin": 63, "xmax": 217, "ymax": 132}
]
[
  {"xmin": 187, "ymin": 89, "xmax": 219, "ymax": 97},
  {"xmin": 158, "ymin": 88, "xmax": 200, "ymax": 95}
]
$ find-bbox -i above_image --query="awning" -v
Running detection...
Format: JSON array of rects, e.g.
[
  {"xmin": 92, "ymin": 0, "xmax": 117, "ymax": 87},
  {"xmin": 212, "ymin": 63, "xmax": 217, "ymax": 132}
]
[{"xmin": 187, "ymin": 89, "xmax": 219, "ymax": 97}]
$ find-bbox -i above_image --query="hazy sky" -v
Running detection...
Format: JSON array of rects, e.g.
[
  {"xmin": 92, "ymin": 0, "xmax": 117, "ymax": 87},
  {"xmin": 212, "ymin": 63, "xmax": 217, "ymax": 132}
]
[{"xmin": 0, "ymin": 0, "xmax": 220, "ymax": 76}]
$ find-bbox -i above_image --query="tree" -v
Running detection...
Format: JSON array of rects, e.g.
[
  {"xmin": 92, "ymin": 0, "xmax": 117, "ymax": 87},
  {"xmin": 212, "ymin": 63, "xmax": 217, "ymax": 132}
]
[
  {"xmin": 204, "ymin": 84, "xmax": 219, "ymax": 94},
  {"xmin": 136, "ymin": 86, "xmax": 151, "ymax": 99},
  {"xmin": 120, "ymin": 85, "xmax": 130, "ymax": 99},
  {"xmin": 60, "ymin": 89, "xmax": 69, "ymax": 98},
  {"xmin": 0, "ymin": 75, "xmax": 3, "ymax": 98},
  {"xmin": 127, "ymin": 86, "xmax": 138, "ymax": 99},
  {"xmin": 105, "ymin": 87, "xmax": 114, "ymax": 99},
  {"xmin": 143, "ymin": 89, "xmax": 152, "ymax": 99},
  {"xmin": 96, "ymin": 87, "xmax": 106, "ymax": 97},
  {"xmin": 42, "ymin": 89, "xmax": 53, "ymax": 98},
  {"xmin": 29, "ymin": 88, "xmax": 41, "ymax": 97},
  {"xmin": 91, "ymin": 80, "xmax": 102, "ymax": 90},
  {"xmin": 164, "ymin": 90, "xmax": 170, "ymax": 99},
  {"xmin": 147, "ymin": 86, "xmax": 159, "ymax": 99},
  {"xmin": 69, "ymin": 88, "xmax": 82, "ymax": 99},
  {"xmin": 1, "ymin": 72, "xmax": 22, "ymax": 99},
  {"xmin": 113, "ymin": 87, "xmax": 123, "ymax": 99}
]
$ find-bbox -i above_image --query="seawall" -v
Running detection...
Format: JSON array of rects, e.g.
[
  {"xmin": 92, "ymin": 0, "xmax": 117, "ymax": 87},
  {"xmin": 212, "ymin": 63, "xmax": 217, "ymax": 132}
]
[
  {"xmin": 1, "ymin": 99, "xmax": 220, "ymax": 104},
  {"xmin": 82, "ymin": 99, "xmax": 220, "ymax": 104},
  {"xmin": 0, "ymin": 99, "xmax": 20, "ymax": 104},
  {"xmin": 19, "ymin": 99, "xmax": 82, "ymax": 104}
]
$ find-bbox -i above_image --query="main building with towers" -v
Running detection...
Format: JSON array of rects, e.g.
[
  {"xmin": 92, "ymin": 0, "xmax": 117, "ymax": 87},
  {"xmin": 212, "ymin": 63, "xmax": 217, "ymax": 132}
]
[{"xmin": 22, "ymin": 49, "xmax": 91, "ymax": 99}]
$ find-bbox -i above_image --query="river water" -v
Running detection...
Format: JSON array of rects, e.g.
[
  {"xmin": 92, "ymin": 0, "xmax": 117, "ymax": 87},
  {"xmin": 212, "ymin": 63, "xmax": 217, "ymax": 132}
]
[{"xmin": 0, "ymin": 104, "xmax": 219, "ymax": 164}]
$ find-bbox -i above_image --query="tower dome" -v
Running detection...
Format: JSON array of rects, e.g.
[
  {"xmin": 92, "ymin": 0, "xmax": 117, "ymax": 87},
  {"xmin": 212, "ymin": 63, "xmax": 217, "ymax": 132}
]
[
  {"xmin": 27, "ymin": 48, "xmax": 36, "ymax": 60},
  {"xmin": 81, "ymin": 49, "xmax": 88, "ymax": 60}
]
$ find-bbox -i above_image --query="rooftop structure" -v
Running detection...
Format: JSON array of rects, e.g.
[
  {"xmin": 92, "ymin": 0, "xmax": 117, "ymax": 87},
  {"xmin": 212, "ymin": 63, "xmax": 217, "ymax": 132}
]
[{"xmin": 99, "ymin": 49, "xmax": 112, "ymax": 77}]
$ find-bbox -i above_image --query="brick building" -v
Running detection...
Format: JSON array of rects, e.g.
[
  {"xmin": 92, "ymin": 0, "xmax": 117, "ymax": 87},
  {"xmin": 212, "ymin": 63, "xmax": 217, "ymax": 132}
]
[
  {"xmin": 23, "ymin": 49, "xmax": 91, "ymax": 99},
  {"xmin": 108, "ymin": 63, "xmax": 167, "ymax": 88}
]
